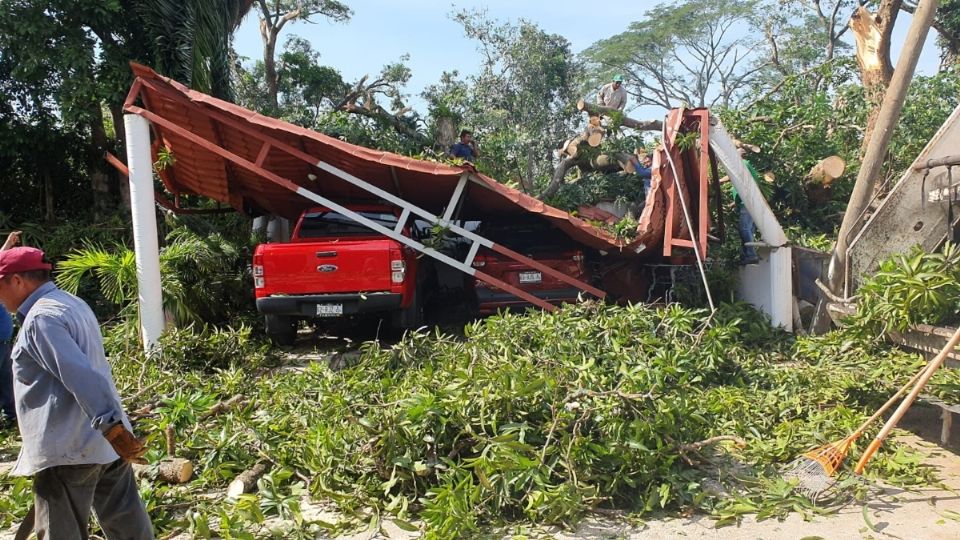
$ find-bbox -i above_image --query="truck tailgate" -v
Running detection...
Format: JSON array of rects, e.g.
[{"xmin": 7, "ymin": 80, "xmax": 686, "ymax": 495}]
[{"xmin": 259, "ymin": 238, "xmax": 397, "ymax": 295}]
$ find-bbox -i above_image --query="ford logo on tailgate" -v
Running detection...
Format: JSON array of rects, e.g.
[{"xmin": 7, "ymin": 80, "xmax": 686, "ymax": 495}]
[{"xmin": 317, "ymin": 264, "xmax": 338, "ymax": 273}]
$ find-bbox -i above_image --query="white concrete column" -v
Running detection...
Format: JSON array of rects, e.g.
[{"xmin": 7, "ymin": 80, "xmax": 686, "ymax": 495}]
[
  {"xmin": 252, "ymin": 216, "xmax": 268, "ymax": 237},
  {"xmin": 123, "ymin": 114, "xmax": 165, "ymax": 351},
  {"xmin": 768, "ymin": 246, "xmax": 793, "ymax": 331},
  {"xmin": 266, "ymin": 216, "xmax": 290, "ymax": 243}
]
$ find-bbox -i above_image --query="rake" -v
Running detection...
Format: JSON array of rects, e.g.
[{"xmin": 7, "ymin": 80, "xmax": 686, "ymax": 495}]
[
  {"xmin": 853, "ymin": 325, "xmax": 960, "ymax": 474},
  {"xmin": 784, "ymin": 325, "xmax": 960, "ymax": 498},
  {"xmin": 782, "ymin": 365, "xmax": 926, "ymax": 498}
]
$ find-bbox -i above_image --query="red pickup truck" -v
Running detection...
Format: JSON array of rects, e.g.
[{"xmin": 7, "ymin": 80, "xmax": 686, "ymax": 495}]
[
  {"xmin": 470, "ymin": 221, "xmax": 590, "ymax": 314},
  {"xmin": 253, "ymin": 204, "xmax": 425, "ymax": 345}
]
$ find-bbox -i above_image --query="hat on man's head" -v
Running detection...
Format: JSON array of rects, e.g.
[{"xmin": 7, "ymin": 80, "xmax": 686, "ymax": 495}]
[
  {"xmin": 0, "ymin": 247, "xmax": 52, "ymax": 279},
  {"xmin": 612, "ymin": 74, "xmax": 624, "ymax": 82}
]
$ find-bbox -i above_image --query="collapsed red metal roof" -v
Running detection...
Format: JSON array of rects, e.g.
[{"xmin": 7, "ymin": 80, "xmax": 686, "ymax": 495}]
[{"xmin": 124, "ymin": 64, "xmax": 709, "ymax": 256}]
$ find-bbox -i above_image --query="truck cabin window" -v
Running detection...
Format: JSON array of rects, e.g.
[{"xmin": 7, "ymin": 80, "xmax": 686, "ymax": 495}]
[{"xmin": 299, "ymin": 211, "xmax": 398, "ymax": 238}]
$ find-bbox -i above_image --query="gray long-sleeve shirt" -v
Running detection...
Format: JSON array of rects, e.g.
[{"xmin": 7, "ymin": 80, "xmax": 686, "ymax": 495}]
[
  {"xmin": 11, "ymin": 281, "xmax": 130, "ymax": 476},
  {"xmin": 597, "ymin": 82, "xmax": 627, "ymax": 110}
]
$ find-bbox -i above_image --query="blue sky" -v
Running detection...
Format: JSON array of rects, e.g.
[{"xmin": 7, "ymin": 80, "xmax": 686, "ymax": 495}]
[{"xmin": 232, "ymin": 1, "xmax": 941, "ymax": 117}]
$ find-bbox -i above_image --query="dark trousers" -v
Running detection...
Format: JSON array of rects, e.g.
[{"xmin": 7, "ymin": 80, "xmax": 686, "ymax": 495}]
[
  {"xmin": 34, "ymin": 459, "xmax": 154, "ymax": 540},
  {"xmin": 739, "ymin": 204, "xmax": 759, "ymax": 262},
  {"xmin": 0, "ymin": 343, "xmax": 13, "ymax": 421}
]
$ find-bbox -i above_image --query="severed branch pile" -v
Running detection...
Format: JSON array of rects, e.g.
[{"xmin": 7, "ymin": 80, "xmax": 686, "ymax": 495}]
[{"xmin": 539, "ymin": 99, "xmax": 663, "ymax": 200}]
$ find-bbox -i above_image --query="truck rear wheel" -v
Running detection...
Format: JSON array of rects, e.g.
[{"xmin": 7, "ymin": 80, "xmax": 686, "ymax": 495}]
[
  {"xmin": 392, "ymin": 289, "xmax": 424, "ymax": 330},
  {"xmin": 265, "ymin": 314, "xmax": 297, "ymax": 346}
]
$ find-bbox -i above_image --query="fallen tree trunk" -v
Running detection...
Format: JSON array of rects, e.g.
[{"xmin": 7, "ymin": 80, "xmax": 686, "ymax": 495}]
[
  {"xmin": 539, "ymin": 152, "xmax": 637, "ymax": 200},
  {"xmin": 589, "ymin": 153, "xmax": 632, "ymax": 172},
  {"xmin": 540, "ymin": 155, "xmax": 581, "ymax": 200},
  {"xmin": 227, "ymin": 462, "xmax": 269, "ymax": 498},
  {"xmin": 576, "ymin": 100, "xmax": 663, "ymax": 132}
]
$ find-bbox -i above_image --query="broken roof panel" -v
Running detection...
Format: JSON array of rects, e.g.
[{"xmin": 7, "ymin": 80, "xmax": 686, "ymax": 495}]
[{"xmin": 125, "ymin": 64, "xmax": 707, "ymax": 256}]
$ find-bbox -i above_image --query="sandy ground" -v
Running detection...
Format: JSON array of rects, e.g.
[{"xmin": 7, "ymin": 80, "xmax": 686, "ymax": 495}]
[
  {"xmin": 556, "ymin": 434, "xmax": 960, "ymax": 540},
  {"xmin": 2, "ymin": 438, "xmax": 958, "ymax": 540},
  {"xmin": 137, "ymin": 432, "xmax": 960, "ymax": 540}
]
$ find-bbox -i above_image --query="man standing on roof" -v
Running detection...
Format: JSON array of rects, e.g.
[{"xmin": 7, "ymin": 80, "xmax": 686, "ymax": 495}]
[
  {"xmin": 626, "ymin": 151, "xmax": 653, "ymax": 199},
  {"xmin": 0, "ymin": 246, "xmax": 154, "ymax": 538},
  {"xmin": 597, "ymin": 74, "xmax": 628, "ymax": 111},
  {"xmin": 449, "ymin": 129, "xmax": 479, "ymax": 162}
]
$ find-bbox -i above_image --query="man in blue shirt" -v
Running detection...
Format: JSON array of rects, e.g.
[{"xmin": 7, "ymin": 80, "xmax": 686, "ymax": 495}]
[
  {"xmin": 0, "ymin": 246, "xmax": 153, "ymax": 539},
  {"xmin": 628, "ymin": 152, "xmax": 654, "ymax": 199},
  {"xmin": 0, "ymin": 231, "xmax": 21, "ymax": 423},
  {"xmin": 449, "ymin": 129, "xmax": 479, "ymax": 161},
  {"xmin": 732, "ymin": 157, "xmax": 762, "ymax": 265}
]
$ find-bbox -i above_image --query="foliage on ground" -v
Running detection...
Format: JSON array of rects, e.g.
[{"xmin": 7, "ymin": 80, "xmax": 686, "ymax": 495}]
[{"xmin": 1, "ymin": 302, "xmax": 949, "ymax": 538}]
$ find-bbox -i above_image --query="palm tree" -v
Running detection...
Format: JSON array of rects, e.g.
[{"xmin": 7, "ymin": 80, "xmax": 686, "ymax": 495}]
[
  {"xmin": 57, "ymin": 227, "xmax": 249, "ymax": 326},
  {"xmin": 134, "ymin": 0, "xmax": 257, "ymax": 99}
]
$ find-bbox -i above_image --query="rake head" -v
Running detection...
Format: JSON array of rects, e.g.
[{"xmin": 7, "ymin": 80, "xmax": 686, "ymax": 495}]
[{"xmin": 782, "ymin": 435, "xmax": 857, "ymax": 498}]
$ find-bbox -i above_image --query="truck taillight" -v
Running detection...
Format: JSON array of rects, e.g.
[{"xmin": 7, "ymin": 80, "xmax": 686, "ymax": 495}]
[
  {"xmin": 471, "ymin": 254, "xmax": 487, "ymax": 268},
  {"xmin": 390, "ymin": 250, "xmax": 405, "ymax": 284},
  {"xmin": 253, "ymin": 254, "xmax": 264, "ymax": 288}
]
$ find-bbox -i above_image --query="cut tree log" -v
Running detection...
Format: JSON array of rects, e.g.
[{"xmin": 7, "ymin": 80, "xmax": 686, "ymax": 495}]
[
  {"xmin": 227, "ymin": 462, "xmax": 269, "ymax": 498},
  {"xmin": 586, "ymin": 126, "xmax": 604, "ymax": 147},
  {"xmin": 576, "ymin": 99, "xmax": 663, "ymax": 131},
  {"xmin": 562, "ymin": 125, "xmax": 606, "ymax": 158},
  {"xmin": 563, "ymin": 133, "xmax": 587, "ymax": 157},
  {"xmin": 133, "ymin": 458, "xmax": 193, "ymax": 484},
  {"xmin": 807, "ymin": 156, "xmax": 846, "ymax": 186}
]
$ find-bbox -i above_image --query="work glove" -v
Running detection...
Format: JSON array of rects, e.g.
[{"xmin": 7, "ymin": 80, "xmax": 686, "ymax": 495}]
[{"xmin": 104, "ymin": 424, "xmax": 148, "ymax": 464}]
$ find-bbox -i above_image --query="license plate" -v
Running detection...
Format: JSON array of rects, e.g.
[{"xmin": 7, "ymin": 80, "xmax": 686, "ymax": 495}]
[
  {"xmin": 316, "ymin": 303, "xmax": 343, "ymax": 317},
  {"xmin": 518, "ymin": 271, "xmax": 542, "ymax": 284}
]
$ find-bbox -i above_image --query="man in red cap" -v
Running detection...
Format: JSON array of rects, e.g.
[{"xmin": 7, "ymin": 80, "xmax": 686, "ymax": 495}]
[{"xmin": 0, "ymin": 246, "xmax": 154, "ymax": 538}]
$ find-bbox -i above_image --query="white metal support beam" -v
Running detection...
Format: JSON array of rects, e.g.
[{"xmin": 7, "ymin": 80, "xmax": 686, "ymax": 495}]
[
  {"xmin": 443, "ymin": 173, "xmax": 469, "ymax": 222},
  {"xmin": 312, "ymin": 160, "xmax": 606, "ymax": 298},
  {"xmin": 708, "ymin": 119, "xmax": 788, "ymax": 247},
  {"xmin": 295, "ymin": 187, "xmax": 473, "ymax": 274},
  {"xmin": 465, "ymin": 240, "xmax": 481, "ymax": 268},
  {"xmin": 313, "ymin": 161, "xmax": 490, "ymax": 245},
  {"xmin": 395, "ymin": 208, "xmax": 411, "ymax": 234},
  {"xmin": 124, "ymin": 114, "xmax": 165, "ymax": 350},
  {"xmin": 708, "ymin": 117, "xmax": 793, "ymax": 331}
]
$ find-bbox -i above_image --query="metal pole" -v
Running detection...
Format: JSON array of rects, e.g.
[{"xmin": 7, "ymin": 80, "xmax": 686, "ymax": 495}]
[
  {"xmin": 914, "ymin": 154, "xmax": 960, "ymax": 170},
  {"xmin": 813, "ymin": 0, "xmax": 939, "ymax": 332},
  {"xmin": 123, "ymin": 114, "xmax": 165, "ymax": 350}
]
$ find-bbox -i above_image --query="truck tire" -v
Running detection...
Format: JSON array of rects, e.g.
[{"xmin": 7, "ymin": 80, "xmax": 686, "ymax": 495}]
[
  {"xmin": 265, "ymin": 314, "xmax": 297, "ymax": 346},
  {"xmin": 393, "ymin": 289, "xmax": 424, "ymax": 330}
]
